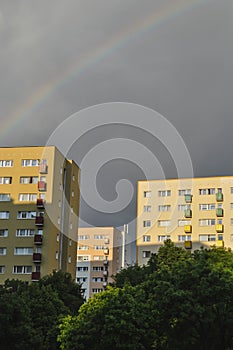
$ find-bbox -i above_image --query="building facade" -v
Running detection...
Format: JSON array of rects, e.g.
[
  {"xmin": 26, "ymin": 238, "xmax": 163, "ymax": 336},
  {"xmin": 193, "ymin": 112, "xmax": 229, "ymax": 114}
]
[
  {"xmin": 77, "ymin": 227, "xmax": 122, "ymax": 299},
  {"xmin": 137, "ymin": 177, "xmax": 233, "ymax": 265},
  {"xmin": 0, "ymin": 146, "xmax": 80, "ymax": 283}
]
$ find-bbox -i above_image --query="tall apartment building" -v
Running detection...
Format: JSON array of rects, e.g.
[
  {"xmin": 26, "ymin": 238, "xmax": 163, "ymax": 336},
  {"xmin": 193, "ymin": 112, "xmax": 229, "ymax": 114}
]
[
  {"xmin": 137, "ymin": 176, "xmax": 233, "ymax": 265},
  {"xmin": 77, "ymin": 227, "xmax": 122, "ymax": 299},
  {"xmin": 0, "ymin": 146, "xmax": 80, "ymax": 283}
]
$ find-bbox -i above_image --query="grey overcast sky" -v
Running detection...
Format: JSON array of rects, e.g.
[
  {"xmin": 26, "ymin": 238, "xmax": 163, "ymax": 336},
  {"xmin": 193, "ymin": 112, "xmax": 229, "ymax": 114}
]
[{"xmin": 0, "ymin": 0, "xmax": 233, "ymax": 229}]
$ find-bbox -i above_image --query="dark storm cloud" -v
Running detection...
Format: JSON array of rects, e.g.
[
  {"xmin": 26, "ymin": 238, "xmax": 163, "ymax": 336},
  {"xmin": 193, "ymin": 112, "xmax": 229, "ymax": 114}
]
[{"xmin": 0, "ymin": 0, "xmax": 233, "ymax": 233}]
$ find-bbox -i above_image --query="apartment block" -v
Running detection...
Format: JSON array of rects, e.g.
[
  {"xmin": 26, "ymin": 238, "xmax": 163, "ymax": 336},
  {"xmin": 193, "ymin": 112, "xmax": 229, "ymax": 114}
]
[
  {"xmin": 0, "ymin": 146, "xmax": 80, "ymax": 283},
  {"xmin": 77, "ymin": 227, "xmax": 122, "ymax": 299},
  {"xmin": 137, "ymin": 177, "xmax": 233, "ymax": 265}
]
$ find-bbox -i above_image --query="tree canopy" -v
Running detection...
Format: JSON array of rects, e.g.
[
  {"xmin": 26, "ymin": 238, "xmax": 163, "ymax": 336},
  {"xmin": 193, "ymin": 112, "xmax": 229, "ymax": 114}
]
[{"xmin": 58, "ymin": 241, "xmax": 233, "ymax": 350}]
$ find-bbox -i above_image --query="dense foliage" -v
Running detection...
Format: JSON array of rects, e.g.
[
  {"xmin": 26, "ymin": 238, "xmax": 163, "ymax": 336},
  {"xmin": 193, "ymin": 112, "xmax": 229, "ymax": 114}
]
[
  {"xmin": 58, "ymin": 241, "xmax": 233, "ymax": 350},
  {"xmin": 0, "ymin": 271, "xmax": 84, "ymax": 350}
]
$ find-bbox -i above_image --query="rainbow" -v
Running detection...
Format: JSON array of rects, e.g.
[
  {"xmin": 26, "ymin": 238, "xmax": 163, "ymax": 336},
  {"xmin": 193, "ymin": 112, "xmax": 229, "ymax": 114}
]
[{"xmin": 1, "ymin": 0, "xmax": 207, "ymax": 141}]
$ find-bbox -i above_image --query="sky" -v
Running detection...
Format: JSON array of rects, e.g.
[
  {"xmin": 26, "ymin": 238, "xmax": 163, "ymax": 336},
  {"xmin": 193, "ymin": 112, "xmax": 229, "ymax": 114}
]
[{"xmin": 0, "ymin": 0, "xmax": 233, "ymax": 231}]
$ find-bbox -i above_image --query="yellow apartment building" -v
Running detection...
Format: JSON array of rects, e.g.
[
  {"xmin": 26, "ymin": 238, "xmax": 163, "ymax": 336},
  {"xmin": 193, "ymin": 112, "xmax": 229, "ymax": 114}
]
[
  {"xmin": 77, "ymin": 227, "xmax": 122, "ymax": 299},
  {"xmin": 137, "ymin": 176, "xmax": 233, "ymax": 265},
  {"xmin": 0, "ymin": 146, "xmax": 80, "ymax": 283}
]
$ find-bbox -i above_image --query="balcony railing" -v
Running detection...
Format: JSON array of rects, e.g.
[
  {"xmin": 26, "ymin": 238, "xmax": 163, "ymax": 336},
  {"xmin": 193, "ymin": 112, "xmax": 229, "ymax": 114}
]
[
  {"xmin": 184, "ymin": 241, "xmax": 192, "ymax": 249},
  {"xmin": 184, "ymin": 225, "xmax": 192, "ymax": 233},
  {"xmin": 103, "ymin": 270, "xmax": 108, "ymax": 277},
  {"xmin": 216, "ymin": 240, "xmax": 224, "ymax": 247},
  {"xmin": 216, "ymin": 224, "xmax": 224, "ymax": 233},
  {"xmin": 36, "ymin": 198, "xmax": 45, "ymax": 209},
  {"xmin": 31, "ymin": 272, "xmax": 41, "ymax": 281},
  {"xmin": 103, "ymin": 260, "xmax": 108, "ymax": 266},
  {"xmin": 32, "ymin": 253, "xmax": 42, "ymax": 263},
  {"xmin": 216, "ymin": 208, "xmax": 223, "ymax": 217},
  {"xmin": 216, "ymin": 193, "xmax": 223, "ymax": 202},
  {"xmin": 103, "ymin": 281, "xmax": 108, "ymax": 287},
  {"xmin": 35, "ymin": 216, "xmax": 44, "ymax": 226},
  {"xmin": 38, "ymin": 181, "xmax": 46, "ymax": 191},
  {"xmin": 185, "ymin": 194, "xmax": 192, "ymax": 203},
  {"xmin": 39, "ymin": 164, "xmax": 48, "ymax": 174},
  {"xmin": 34, "ymin": 234, "xmax": 43, "ymax": 245},
  {"xmin": 104, "ymin": 248, "xmax": 109, "ymax": 255},
  {"xmin": 184, "ymin": 209, "xmax": 192, "ymax": 218}
]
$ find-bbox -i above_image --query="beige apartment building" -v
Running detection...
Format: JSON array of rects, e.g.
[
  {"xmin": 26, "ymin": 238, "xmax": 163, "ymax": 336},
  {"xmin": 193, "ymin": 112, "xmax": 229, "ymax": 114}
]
[
  {"xmin": 77, "ymin": 227, "xmax": 122, "ymax": 299},
  {"xmin": 137, "ymin": 176, "xmax": 233, "ymax": 265},
  {"xmin": 0, "ymin": 146, "xmax": 80, "ymax": 283}
]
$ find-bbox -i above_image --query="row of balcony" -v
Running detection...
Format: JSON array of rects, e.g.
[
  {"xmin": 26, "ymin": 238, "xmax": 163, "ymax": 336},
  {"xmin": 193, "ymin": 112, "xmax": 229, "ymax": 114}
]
[
  {"xmin": 184, "ymin": 224, "xmax": 224, "ymax": 233},
  {"xmin": 184, "ymin": 239, "xmax": 224, "ymax": 250},
  {"xmin": 184, "ymin": 193, "xmax": 224, "ymax": 203},
  {"xmin": 184, "ymin": 208, "xmax": 224, "ymax": 218}
]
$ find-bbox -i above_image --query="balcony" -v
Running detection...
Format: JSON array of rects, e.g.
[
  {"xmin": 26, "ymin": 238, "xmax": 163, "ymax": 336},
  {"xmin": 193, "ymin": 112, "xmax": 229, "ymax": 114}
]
[
  {"xmin": 184, "ymin": 225, "xmax": 192, "ymax": 233},
  {"xmin": 34, "ymin": 234, "xmax": 43, "ymax": 245},
  {"xmin": 216, "ymin": 193, "xmax": 223, "ymax": 202},
  {"xmin": 103, "ymin": 270, "xmax": 108, "ymax": 277},
  {"xmin": 39, "ymin": 164, "xmax": 48, "ymax": 174},
  {"xmin": 185, "ymin": 194, "xmax": 192, "ymax": 203},
  {"xmin": 216, "ymin": 208, "xmax": 224, "ymax": 217},
  {"xmin": 216, "ymin": 224, "xmax": 224, "ymax": 233},
  {"xmin": 184, "ymin": 241, "xmax": 192, "ymax": 249},
  {"xmin": 31, "ymin": 272, "xmax": 41, "ymax": 281},
  {"xmin": 38, "ymin": 181, "xmax": 46, "ymax": 192},
  {"xmin": 35, "ymin": 216, "xmax": 44, "ymax": 226},
  {"xmin": 184, "ymin": 209, "xmax": 192, "ymax": 218},
  {"xmin": 104, "ymin": 248, "xmax": 109, "ymax": 255},
  {"xmin": 36, "ymin": 198, "xmax": 45, "ymax": 209},
  {"xmin": 103, "ymin": 281, "xmax": 108, "ymax": 288},
  {"xmin": 216, "ymin": 240, "xmax": 224, "ymax": 247},
  {"xmin": 32, "ymin": 253, "xmax": 42, "ymax": 263},
  {"xmin": 104, "ymin": 238, "xmax": 109, "ymax": 244},
  {"xmin": 103, "ymin": 260, "xmax": 108, "ymax": 266}
]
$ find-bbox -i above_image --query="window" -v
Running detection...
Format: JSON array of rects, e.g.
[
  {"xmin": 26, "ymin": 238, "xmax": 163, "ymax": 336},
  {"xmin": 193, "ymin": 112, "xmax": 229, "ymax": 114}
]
[
  {"xmin": 231, "ymin": 188, "xmax": 233, "ymax": 194},
  {"xmin": 93, "ymin": 266, "xmax": 104, "ymax": 271},
  {"xmin": 231, "ymin": 203, "xmax": 233, "ymax": 209},
  {"xmin": 158, "ymin": 235, "xmax": 171, "ymax": 242},
  {"xmin": 144, "ymin": 191, "xmax": 151, "ymax": 198},
  {"xmin": 18, "ymin": 193, "xmax": 37, "ymax": 202},
  {"xmin": 178, "ymin": 204, "xmax": 191, "ymax": 211},
  {"xmin": 0, "ymin": 248, "xmax": 6, "ymax": 255},
  {"xmin": 0, "ymin": 194, "xmax": 10, "ymax": 201},
  {"xmin": 217, "ymin": 219, "xmax": 223, "ymax": 224},
  {"xmin": 78, "ymin": 245, "xmax": 89, "ymax": 250},
  {"xmin": 77, "ymin": 277, "xmax": 87, "ymax": 283},
  {"xmin": 69, "ymin": 239, "xmax": 72, "ymax": 246},
  {"xmin": 21, "ymin": 159, "xmax": 40, "ymax": 167},
  {"xmin": 72, "ymin": 175, "xmax": 75, "ymax": 181},
  {"xmin": 92, "ymin": 288, "xmax": 103, "ymax": 293},
  {"xmin": 142, "ymin": 251, "xmax": 151, "ymax": 258},
  {"xmin": 199, "ymin": 219, "xmax": 215, "ymax": 226},
  {"xmin": 178, "ymin": 220, "xmax": 191, "ymax": 227},
  {"xmin": 14, "ymin": 247, "xmax": 33, "ymax": 255},
  {"xmin": 158, "ymin": 190, "xmax": 171, "ymax": 197},
  {"xmin": 178, "ymin": 189, "xmax": 191, "ymax": 196},
  {"xmin": 0, "ymin": 177, "xmax": 12, "ymax": 184},
  {"xmin": 143, "ymin": 220, "xmax": 151, "ymax": 228},
  {"xmin": 20, "ymin": 176, "xmax": 38, "ymax": 184},
  {"xmin": 143, "ymin": 235, "xmax": 151, "ymax": 242},
  {"xmin": 158, "ymin": 205, "xmax": 171, "ymax": 212},
  {"xmin": 231, "ymin": 219, "xmax": 233, "ymax": 226},
  {"xmin": 178, "ymin": 235, "xmax": 191, "ymax": 242},
  {"xmin": 77, "ymin": 266, "xmax": 88, "ymax": 271},
  {"xmin": 93, "ymin": 256, "xmax": 104, "ymax": 261},
  {"xmin": 94, "ymin": 235, "xmax": 109, "ymax": 240},
  {"xmin": 13, "ymin": 266, "xmax": 32, "ymax": 274},
  {"xmin": 199, "ymin": 204, "xmax": 216, "ymax": 211},
  {"xmin": 94, "ymin": 245, "xmax": 105, "ymax": 250},
  {"xmin": 218, "ymin": 234, "xmax": 223, "ymax": 241},
  {"xmin": 77, "ymin": 255, "xmax": 90, "ymax": 261},
  {"xmin": 56, "ymin": 251, "xmax": 59, "ymax": 260},
  {"xmin": 199, "ymin": 188, "xmax": 215, "ymax": 195},
  {"xmin": 144, "ymin": 205, "xmax": 151, "ymax": 212},
  {"xmin": 56, "ymin": 234, "xmax": 59, "ymax": 242},
  {"xmin": 0, "ymin": 266, "xmax": 5, "ymax": 274},
  {"xmin": 17, "ymin": 211, "xmax": 36, "ymax": 219},
  {"xmin": 38, "ymin": 229, "xmax": 43, "ymax": 235},
  {"xmin": 199, "ymin": 234, "xmax": 216, "ymax": 242},
  {"xmin": 0, "ymin": 211, "xmax": 9, "ymax": 219},
  {"xmin": 78, "ymin": 235, "xmax": 90, "ymax": 240},
  {"xmin": 16, "ymin": 229, "xmax": 35, "ymax": 237},
  {"xmin": 0, "ymin": 160, "xmax": 13, "ymax": 167},
  {"xmin": 72, "ymin": 191, "xmax": 75, "ymax": 197},
  {"xmin": 158, "ymin": 220, "xmax": 170, "ymax": 227},
  {"xmin": 68, "ymin": 256, "xmax": 72, "ymax": 263},
  {"xmin": 0, "ymin": 229, "xmax": 8, "ymax": 237},
  {"xmin": 92, "ymin": 277, "xmax": 103, "ymax": 282}
]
